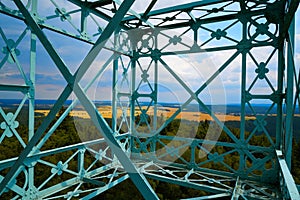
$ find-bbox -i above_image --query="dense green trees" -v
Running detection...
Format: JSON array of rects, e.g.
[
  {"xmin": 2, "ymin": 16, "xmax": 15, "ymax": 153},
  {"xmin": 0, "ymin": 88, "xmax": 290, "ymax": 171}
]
[{"xmin": 1, "ymin": 107, "xmax": 300, "ymax": 199}]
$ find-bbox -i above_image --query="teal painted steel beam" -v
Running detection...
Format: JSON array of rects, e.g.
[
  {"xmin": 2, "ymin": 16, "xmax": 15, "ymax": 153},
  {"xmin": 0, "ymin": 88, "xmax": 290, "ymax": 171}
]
[
  {"xmin": 0, "ymin": 4, "xmax": 93, "ymax": 43},
  {"xmin": 275, "ymin": 11, "xmax": 285, "ymax": 149},
  {"xmin": 123, "ymin": 0, "xmax": 230, "ymax": 21},
  {"xmin": 182, "ymin": 193, "xmax": 231, "ymax": 200},
  {"xmin": 231, "ymin": 177, "xmax": 242, "ymax": 200},
  {"xmin": 67, "ymin": 0, "xmax": 130, "ymax": 30},
  {"xmin": 28, "ymin": 1, "xmax": 37, "ymax": 189},
  {"xmin": 81, "ymin": 177, "xmax": 105, "ymax": 187},
  {"xmin": 73, "ymin": 83, "xmax": 159, "ymax": 200},
  {"xmin": 132, "ymin": 134, "xmax": 275, "ymax": 183},
  {"xmin": 0, "ymin": 2, "xmax": 24, "ymax": 20},
  {"xmin": 113, "ymin": 0, "xmax": 154, "ymax": 28},
  {"xmin": 5, "ymin": 0, "xmax": 158, "ymax": 199},
  {"xmin": 133, "ymin": 8, "xmax": 265, "ymax": 30},
  {"xmin": 151, "ymin": 50, "xmax": 240, "ymax": 137},
  {"xmin": 0, "ymin": 0, "xmax": 75, "ymax": 194},
  {"xmin": 135, "ymin": 41, "xmax": 275, "ymax": 56},
  {"xmin": 145, "ymin": 172, "xmax": 231, "ymax": 194},
  {"xmin": 37, "ymin": 163, "xmax": 116, "ymax": 198},
  {"xmin": 0, "ymin": 84, "xmax": 29, "ymax": 93},
  {"xmin": 35, "ymin": 54, "xmax": 116, "ymax": 150},
  {"xmin": 112, "ymin": 51, "xmax": 118, "ymax": 134},
  {"xmin": 0, "ymin": 85, "xmax": 73, "ymax": 195},
  {"xmin": 81, "ymin": 174, "xmax": 130, "ymax": 200},
  {"xmin": 281, "ymin": 0, "xmax": 299, "ymax": 43},
  {"xmin": 283, "ymin": 0, "xmax": 298, "ymax": 172},
  {"xmin": 80, "ymin": 3, "xmax": 88, "ymax": 36},
  {"xmin": 18, "ymin": 0, "xmax": 125, "ymax": 145},
  {"xmin": 0, "ymin": 0, "xmax": 296, "ymax": 198},
  {"xmin": 67, "ymin": 0, "xmax": 112, "ymax": 22},
  {"xmin": 130, "ymin": 52, "xmax": 137, "ymax": 150},
  {"xmin": 155, "ymin": 135, "xmax": 274, "ymax": 152},
  {"xmin": 153, "ymin": 35, "xmax": 158, "ymax": 133},
  {"xmin": 158, "ymin": 55, "xmax": 243, "ymax": 146},
  {"xmin": 73, "ymin": 0, "xmax": 133, "ymax": 82},
  {"xmin": 135, "ymin": 0, "xmax": 158, "ymax": 27},
  {"xmin": 276, "ymin": 150, "xmax": 300, "ymax": 199},
  {"xmin": 38, "ymin": 24, "xmax": 129, "ymax": 56},
  {"xmin": 111, "ymin": 31, "xmax": 120, "ymax": 136},
  {"xmin": 0, "ymin": 4, "xmax": 130, "ymax": 56},
  {"xmin": 0, "ymin": 0, "xmax": 133, "ymax": 194},
  {"xmin": 0, "ymin": 138, "xmax": 106, "ymax": 170},
  {"xmin": 38, "ymin": 177, "xmax": 80, "ymax": 198},
  {"xmin": 137, "ymin": 156, "xmax": 266, "ymax": 183},
  {"xmin": 37, "ymin": 162, "xmax": 116, "ymax": 198},
  {"xmin": 239, "ymin": 15, "xmax": 247, "ymax": 174},
  {"xmin": 285, "ymin": 16, "xmax": 295, "ymax": 169},
  {"xmin": 0, "ymin": 175, "xmax": 24, "ymax": 197},
  {"xmin": 138, "ymin": 156, "xmax": 273, "ymax": 184},
  {"xmin": 12, "ymin": 1, "xmax": 73, "ymax": 82}
]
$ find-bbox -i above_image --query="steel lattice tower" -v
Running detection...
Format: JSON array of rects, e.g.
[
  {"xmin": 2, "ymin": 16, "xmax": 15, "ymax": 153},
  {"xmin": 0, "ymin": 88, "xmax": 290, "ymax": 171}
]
[{"xmin": 0, "ymin": 0, "xmax": 299, "ymax": 199}]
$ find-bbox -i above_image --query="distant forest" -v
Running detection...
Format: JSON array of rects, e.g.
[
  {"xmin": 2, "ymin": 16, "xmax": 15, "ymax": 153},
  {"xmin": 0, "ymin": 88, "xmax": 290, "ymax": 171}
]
[{"xmin": 0, "ymin": 107, "xmax": 300, "ymax": 199}]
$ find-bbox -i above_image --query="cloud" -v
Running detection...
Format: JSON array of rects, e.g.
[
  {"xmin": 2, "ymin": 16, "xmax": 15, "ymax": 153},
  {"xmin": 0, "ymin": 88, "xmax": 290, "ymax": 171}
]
[
  {"xmin": 35, "ymin": 73, "xmax": 66, "ymax": 85},
  {"xmin": 0, "ymin": 72, "xmax": 25, "ymax": 85},
  {"xmin": 296, "ymin": 34, "xmax": 300, "ymax": 69},
  {"xmin": 35, "ymin": 84, "xmax": 66, "ymax": 99},
  {"xmin": 296, "ymin": 34, "xmax": 300, "ymax": 42},
  {"xmin": 1, "ymin": 0, "xmax": 300, "ymax": 104},
  {"xmin": 127, "ymin": 50, "xmax": 229, "ymax": 103}
]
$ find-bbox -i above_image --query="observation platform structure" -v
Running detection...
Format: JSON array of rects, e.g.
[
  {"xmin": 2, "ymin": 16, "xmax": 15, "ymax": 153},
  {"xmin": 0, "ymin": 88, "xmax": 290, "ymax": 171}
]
[{"xmin": 0, "ymin": 0, "xmax": 299, "ymax": 199}]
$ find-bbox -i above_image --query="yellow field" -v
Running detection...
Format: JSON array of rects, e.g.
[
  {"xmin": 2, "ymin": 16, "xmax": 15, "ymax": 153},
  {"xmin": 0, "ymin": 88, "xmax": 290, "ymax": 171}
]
[{"xmin": 35, "ymin": 106, "xmax": 256, "ymax": 121}]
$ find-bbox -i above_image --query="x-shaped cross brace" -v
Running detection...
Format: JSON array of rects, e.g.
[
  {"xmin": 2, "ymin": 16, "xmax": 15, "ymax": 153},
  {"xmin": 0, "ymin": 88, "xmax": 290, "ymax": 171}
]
[{"xmin": 0, "ymin": 1, "xmax": 158, "ymax": 199}]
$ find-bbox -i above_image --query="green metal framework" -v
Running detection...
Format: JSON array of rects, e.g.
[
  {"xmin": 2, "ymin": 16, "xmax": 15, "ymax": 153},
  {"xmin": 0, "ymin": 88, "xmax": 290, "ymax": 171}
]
[{"xmin": 0, "ymin": 0, "xmax": 299, "ymax": 199}]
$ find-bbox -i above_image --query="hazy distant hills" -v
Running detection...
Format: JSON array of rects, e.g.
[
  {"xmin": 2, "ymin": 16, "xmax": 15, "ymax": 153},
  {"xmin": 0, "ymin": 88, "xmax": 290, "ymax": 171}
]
[
  {"xmin": 1, "ymin": 99, "xmax": 300, "ymax": 140},
  {"xmin": 1, "ymin": 99, "xmax": 297, "ymax": 115}
]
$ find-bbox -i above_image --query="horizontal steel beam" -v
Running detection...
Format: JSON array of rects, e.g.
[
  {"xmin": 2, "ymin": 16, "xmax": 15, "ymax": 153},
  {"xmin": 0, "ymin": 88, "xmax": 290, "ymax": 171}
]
[
  {"xmin": 154, "ymin": 8, "xmax": 265, "ymax": 30},
  {"xmin": 182, "ymin": 193, "xmax": 231, "ymax": 200},
  {"xmin": 0, "ymin": 6, "xmax": 131, "ymax": 56},
  {"xmin": 0, "ymin": 84, "xmax": 29, "ymax": 93},
  {"xmin": 136, "ymin": 40, "xmax": 276, "ymax": 58},
  {"xmin": 67, "ymin": 0, "xmax": 129, "ymax": 30},
  {"xmin": 123, "ymin": 0, "xmax": 231, "ymax": 21},
  {"xmin": 81, "ymin": 174, "xmax": 130, "ymax": 200},
  {"xmin": 145, "ymin": 172, "xmax": 231, "ymax": 194},
  {"xmin": 0, "ymin": 138, "xmax": 107, "ymax": 170}
]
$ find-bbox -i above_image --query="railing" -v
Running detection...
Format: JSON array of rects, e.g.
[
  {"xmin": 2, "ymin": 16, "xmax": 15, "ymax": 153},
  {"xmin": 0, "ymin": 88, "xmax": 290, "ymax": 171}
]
[{"xmin": 276, "ymin": 150, "xmax": 300, "ymax": 200}]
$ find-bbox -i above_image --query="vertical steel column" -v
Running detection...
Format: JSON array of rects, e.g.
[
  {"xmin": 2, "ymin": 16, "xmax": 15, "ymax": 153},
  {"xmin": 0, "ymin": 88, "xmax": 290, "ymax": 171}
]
[
  {"xmin": 153, "ymin": 31, "xmax": 158, "ymax": 132},
  {"xmin": 130, "ymin": 50, "xmax": 137, "ymax": 138},
  {"xmin": 28, "ymin": 4, "xmax": 37, "ymax": 192},
  {"xmin": 239, "ymin": 6, "xmax": 247, "ymax": 174},
  {"xmin": 73, "ymin": 84, "xmax": 159, "ymax": 200},
  {"xmin": 285, "ymin": 17, "xmax": 295, "ymax": 168},
  {"xmin": 0, "ymin": 0, "xmax": 297, "ymax": 198},
  {"xmin": 28, "ymin": 0, "xmax": 37, "ymax": 149},
  {"xmin": 0, "ymin": 0, "xmax": 75, "ymax": 195},
  {"xmin": 80, "ymin": 4, "xmax": 88, "ymax": 39},
  {"xmin": 276, "ymin": 18, "xmax": 285, "ymax": 150},
  {"xmin": 1, "ymin": 1, "xmax": 157, "ymax": 198},
  {"xmin": 112, "ymin": 32, "xmax": 119, "ymax": 134}
]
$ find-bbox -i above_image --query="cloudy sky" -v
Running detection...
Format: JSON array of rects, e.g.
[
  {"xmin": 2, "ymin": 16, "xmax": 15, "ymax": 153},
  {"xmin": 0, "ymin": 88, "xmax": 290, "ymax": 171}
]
[{"xmin": 0, "ymin": 0, "xmax": 299, "ymax": 104}]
